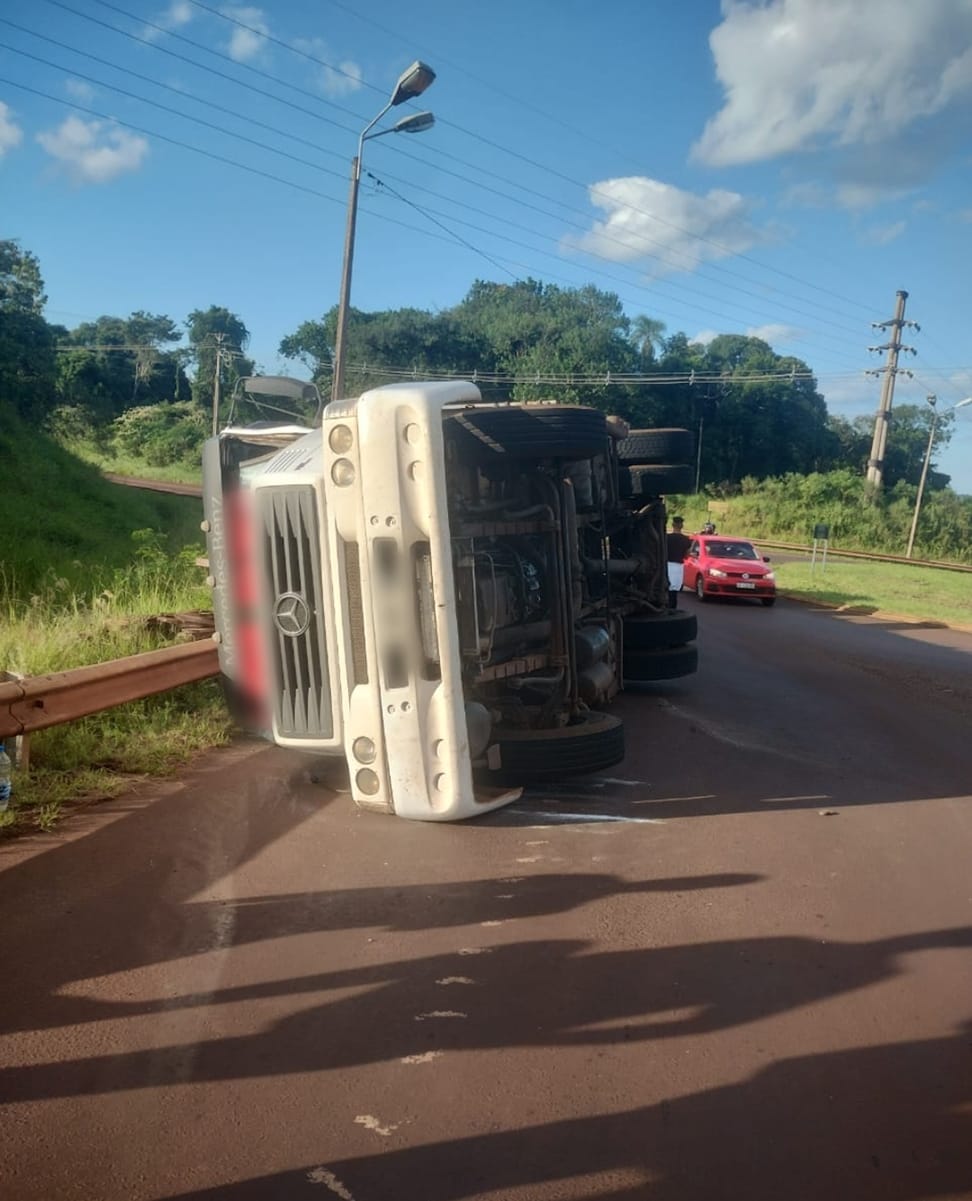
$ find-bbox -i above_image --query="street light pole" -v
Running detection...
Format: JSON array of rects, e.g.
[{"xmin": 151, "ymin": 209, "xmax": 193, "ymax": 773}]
[
  {"xmin": 331, "ymin": 61, "xmax": 436, "ymax": 402},
  {"xmin": 905, "ymin": 395, "xmax": 972, "ymax": 558}
]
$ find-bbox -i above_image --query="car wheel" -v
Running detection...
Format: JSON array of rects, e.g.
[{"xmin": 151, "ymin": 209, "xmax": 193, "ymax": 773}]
[
  {"xmin": 624, "ymin": 610, "xmax": 697, "ymax": 649},
  {"xmin": 624, "ymin": 644, "xmax": 699, "ymax": 682},
  {"xmin": 695, "ymin": 576, "xmax": 707, "ymax": 602},
  {"xmin": 616, "ymin": 428, "xmax": 695, "ymax": 465},
  {"xmin": 482, "ymin": 711, "xmax": 625, "ymax": 785},
  {"xmin": 761, "ymin": 596, "xmax": 777, "ymax": 607},
  {"xmin": 445, "ymin": 406, "xmax": 608, "ymax": 460}
]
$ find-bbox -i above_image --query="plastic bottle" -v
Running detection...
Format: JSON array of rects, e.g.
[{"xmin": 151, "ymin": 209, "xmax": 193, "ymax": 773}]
[{"xmin": 0, "ymin": 745, "xmax": 11, "ymax": 813}]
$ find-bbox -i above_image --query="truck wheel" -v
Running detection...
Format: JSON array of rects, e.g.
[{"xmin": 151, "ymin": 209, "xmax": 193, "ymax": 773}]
[
  {"xmin": 624, "ymin": 610, "xmax": 697, "ymax": 649},
  {"xmin": 617, "ymin": 428, "xmax": 695, "ymax": 465},
  {"xmin": 624, "ymin": 644, "xmax": 698, "ymax": 682},
  {"xmin": 628, "ymin": 463, "xmax": 696, "ymax": 495},
  {"xmin": 446, "ymin": 406, "xmax": 608, "ymax": 460},
  {"xmin": 482, "ymin": 711, "xmax": 625, "ymax": 784}
]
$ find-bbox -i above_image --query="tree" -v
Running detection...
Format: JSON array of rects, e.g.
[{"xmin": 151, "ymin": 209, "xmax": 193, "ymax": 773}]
[
  {"xmin": 630, "ymin": 315, "xmax": 667, "ymax": 364},
  {"xmin": 57, "ymin": 312, "xmax": 188, "ymax": 423},
  {"xmin": 882, "ymin": 403, "xmax": 953, "ymax": 490},
  {"xmin": 0, "ymin": 240, "xmax": 59, "ymax": 423},
  {"xmin": 186, "ymin": 306, "xmax": 253, "ymax": 421}
]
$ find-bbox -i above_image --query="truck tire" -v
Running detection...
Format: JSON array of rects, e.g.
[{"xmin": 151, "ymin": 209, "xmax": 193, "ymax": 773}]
[
  {"xmin": 628, "ymin": 463, "xmax": 695, "ymax": 495},
  {"xmin": 624, "ymin": 644, "xmax": 698, "ymax": 682},
  {"xmin": 483, "ymin": 711, "xmax": 625, "ymax": 784},
  {"xmin": 446, "ymin": 406, "xmax": 608, "ymax": 460},
  {"xmin": 623, "ymin": 610, "xmax": 697, "ymax": 650},
  {"xmin": 617, "ymin": 428, "xmax": 695, "ymax": 465}
]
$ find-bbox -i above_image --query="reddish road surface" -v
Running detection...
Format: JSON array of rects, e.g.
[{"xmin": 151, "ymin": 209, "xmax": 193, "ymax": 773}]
[{"xmin": 1, "ymin": 599, "xmax": 971, "ymax": 1201}]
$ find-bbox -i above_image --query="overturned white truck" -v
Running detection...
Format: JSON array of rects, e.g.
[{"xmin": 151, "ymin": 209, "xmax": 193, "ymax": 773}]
[{"xmin": 202, "ymin": 378, "xmax": 697, "ymax": 821}]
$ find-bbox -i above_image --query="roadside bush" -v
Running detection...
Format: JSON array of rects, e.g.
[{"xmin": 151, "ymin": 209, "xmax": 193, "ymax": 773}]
[
  {"xmin": 669, "ymin": 470, "xmax": 972, "ymax": 563},
  {"xmin": 112, "ymin": 402, "xmax": 207, "ymax": 467}
]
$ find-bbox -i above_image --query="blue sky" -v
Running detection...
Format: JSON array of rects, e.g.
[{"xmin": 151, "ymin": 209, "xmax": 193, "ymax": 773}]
[{"xmin": 2, "ymin": 0, "xmax": 972, "ymax": 490}]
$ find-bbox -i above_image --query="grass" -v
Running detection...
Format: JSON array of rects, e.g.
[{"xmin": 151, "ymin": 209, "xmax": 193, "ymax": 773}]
[
  {"xmin": 775, "ymin": 559, "xmax": 972, "ymax": 626},
  {"xmin": 0, "ymin": 402, "xmax": 205, "ymax": 599},
  {"xmin": 1, "ymin": 400, "xmax": 234, "ymax": 837},
  {"xmin": 62, "ymin": 435, "xmax": 202, "ymax": 486}
]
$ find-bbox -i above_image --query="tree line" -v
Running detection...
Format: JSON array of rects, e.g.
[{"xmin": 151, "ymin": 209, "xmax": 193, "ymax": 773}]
[{"xmin": 0, "ymin": 239, "xmax": 956, "ymax": 490}]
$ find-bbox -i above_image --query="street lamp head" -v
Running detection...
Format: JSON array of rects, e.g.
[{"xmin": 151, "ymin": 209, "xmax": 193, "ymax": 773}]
[
  {"xmin": 926, "ymin": 394, "xmax": 937, "ymax": 408},
  {"xmin": 955, "ymin": 397, "xmax": 972, "ymax": 410},
  {"xmin": 392, "ymin": 110, "xmax": 435, "ymax": 134},
  {"xmin": 391, "ymin": 60, "xmax": 435, "ymax": 105}
]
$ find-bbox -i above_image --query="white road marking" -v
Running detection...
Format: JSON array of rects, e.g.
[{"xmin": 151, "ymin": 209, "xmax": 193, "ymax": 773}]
[
  {"xmin": 516, "ymin": 855, "xmax": 542, "ymax": 863},
  {"xmin": 307, "ymin": 1167, "xmax": 355, "ymax": 1199},
  {"xmin": 480, "ymin": 919, "xmax": 503, "ymax": 927},
  {"xmin": 436, "ymin": 976, "xmax": 475, "ymax": 985},
  {"xmin": 400, "ymin": 1051, "xmax": 444, "ymax": 1064},
  {"xmin": 499, "ymin": 877, "xmax": 525, "ymax": 884},
  {"xmin": 458, "ymin": 947, "xmax": 491, "ymax": 955},
  {"xmin": 495, "ymin": 893, "xmax": 515, "ymax": 899},
  {"xmin": 508, "ymin": 809, "xmax": 665, "ymax": 825},
  {"xmin": 525, "ymin": 839, "xmax": 549, "ymax": 846},
  {"xmin": 354, "ymin": 1114, "xmax": 399, "ymax": 1137},
  {"xmin": 414, "ymin": 1010, "xmax": 467, "ymax": 1020},
  {"xmin": 597, "ymin": 777, "xmax": 644, "ymax": 786}
]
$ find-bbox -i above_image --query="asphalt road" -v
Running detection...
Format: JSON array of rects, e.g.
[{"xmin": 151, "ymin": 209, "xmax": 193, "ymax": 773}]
[{"xmin": 1, "ymin": 597, "xmax": 971, "ymax": 1201}]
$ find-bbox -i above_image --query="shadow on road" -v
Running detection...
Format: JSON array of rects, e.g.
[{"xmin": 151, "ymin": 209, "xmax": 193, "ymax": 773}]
[
  {"xmin": 157, "ymin": 1022, "xmax": 972, "ymax": 1201},
  {"xmin": 2, "ymin": 923, "xmax": 969, "ymax": 1104}
]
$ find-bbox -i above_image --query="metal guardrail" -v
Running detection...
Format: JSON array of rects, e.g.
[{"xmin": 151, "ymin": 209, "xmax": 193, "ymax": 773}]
[
  {"xmin": 0, "ymin": 641, "xmax": 220, "ymax": 739},
  {"xmin": 754, "ymin": 539, "xmax": 972, "ymax": 575}
]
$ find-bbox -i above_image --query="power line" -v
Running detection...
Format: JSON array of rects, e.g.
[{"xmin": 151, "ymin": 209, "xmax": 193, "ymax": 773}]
[
  {"xmin": 0, "ymin": 41, "xmax": 351, "ymax": 182},
  {"xmin": 317, "ymin": 0, "xmax": 879, "ymax": 321},
  {"xmin": 0, "ymin": 18, "xmax": 353, "ymax": 166},
  {"xmin": 186, "ymin": 0, "xmax": 378, "ymax": 100},
  {"xmin": 9, "ymin": 23, "xmax": 866, "ymax": 352},
  {"xmin": 68, "ymin": 0, "xmax": 877, "ymax": 326},
  {"xmin": 364, "ymin": 170, "xmax": 519, "ymax": 283}
]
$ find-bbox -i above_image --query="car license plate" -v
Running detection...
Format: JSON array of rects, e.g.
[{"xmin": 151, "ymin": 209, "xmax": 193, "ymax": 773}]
[{"xmin": 736, "ymin": 582, "xmax": 756, "ymax": 590}]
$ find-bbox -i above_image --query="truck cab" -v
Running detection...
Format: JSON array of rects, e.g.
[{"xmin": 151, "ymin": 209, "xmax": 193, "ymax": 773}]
[{"xmin": 202, "ymin": 378, "xmax": 697, "ymax": 821}]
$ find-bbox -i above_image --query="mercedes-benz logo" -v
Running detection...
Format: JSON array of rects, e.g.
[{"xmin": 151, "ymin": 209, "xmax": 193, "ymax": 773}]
[{"xmin": 273, "ymin": 592, "xmax": 311, "ymax": 637}]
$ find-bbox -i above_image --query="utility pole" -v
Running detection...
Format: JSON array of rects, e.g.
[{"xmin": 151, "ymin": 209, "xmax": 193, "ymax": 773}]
[
  {"xmin": 211, "ymin": 333, "xmax": 224, "ymax": 436},
  {"xmin": 865, "ymin": 290, "xmax": 918, "ymax": 487},
  {"xmin": 905, "ymin": 395, "xmax": 937, "ymax": 559}
]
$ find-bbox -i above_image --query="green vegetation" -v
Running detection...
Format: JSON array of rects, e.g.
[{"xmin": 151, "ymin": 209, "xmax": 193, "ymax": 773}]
[
  {"xmin": 0, "ymin": 530, "xmax": 232, "ymax": 837},
  {"xmin": 2, "ymin": 236, "xmax": 970, "ymax": 831},
  {"xmin": 668, "ymin": 469, "xmax": 972, "ymax": 565},
  {"xmin": 774, "ymin": 560, "xmax": 972, "ymax": 627},
  {"xmin": 0, "ymin": 403, "xmax": 205, "ymax": 598}
]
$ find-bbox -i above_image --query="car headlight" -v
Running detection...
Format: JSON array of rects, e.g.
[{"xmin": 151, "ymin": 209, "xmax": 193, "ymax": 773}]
[
  {"xmin": 707, "ymin": 567, "xmax": 727, "ymax": 578},
  {"xmin": 764, "ymin": 571, "xmax": 775, "ymax": 581}
]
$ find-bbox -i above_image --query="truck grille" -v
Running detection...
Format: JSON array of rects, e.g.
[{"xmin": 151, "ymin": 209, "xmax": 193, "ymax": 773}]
[{"xmin": 258, "ymin": 486, "xmax": 333, "ymax": 740}]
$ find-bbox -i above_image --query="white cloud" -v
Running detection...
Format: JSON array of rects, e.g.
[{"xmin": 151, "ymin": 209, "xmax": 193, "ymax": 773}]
[
  {"xmin": 860, "ymin": 220, "xmax": 907, "ymax": 246},
  {"xmin": 694, "ymin": 0, "xmax": 972, "ymax": 167},
  {"xmin": 0, "ymin": 101, "xmax": 23, "ymax": 159},
  {"xmin": 145, "ymin": 0, "xmax": 194, "ymax": 39},
  {"xmin": 564, "ymin": 176, "xmax": 775, "ymax": 276},
  {"xmin": 65, "ymin": 79, "xmax": 95, "ymax": 104},
  {"xmin": 691, "ymin": 323, "xmax": 804, "ymax": 348},
  {"xmin": 745, "ymin": 323, "xmax": 804, "ymax": 345},
  {"xmin": 294, "ymin": 37, "xmax": 363, "ymax": 97},
  {"xmin": 36, "ymin": 116, "xmax": 148, "ymax": 185},
  {"xmin": 222, "ymin": 5, "xmax": 269, "ymax": 63}
]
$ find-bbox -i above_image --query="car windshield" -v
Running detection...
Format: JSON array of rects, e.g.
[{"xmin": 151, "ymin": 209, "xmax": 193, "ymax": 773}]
[{"xmin": 706, "ymin": 540, "xmax": 759, "ymax": 560}]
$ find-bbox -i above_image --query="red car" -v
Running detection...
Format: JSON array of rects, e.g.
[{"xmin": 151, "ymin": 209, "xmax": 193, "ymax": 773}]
[{"xmin": 683, "ymin": 535, "xmax": 776, "ymax": 606}]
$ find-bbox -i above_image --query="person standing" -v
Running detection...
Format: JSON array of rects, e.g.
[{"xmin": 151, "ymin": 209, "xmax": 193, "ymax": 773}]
[{"xmin": 666, "ymin": 515, "xmax": 692, "ymax": 609}]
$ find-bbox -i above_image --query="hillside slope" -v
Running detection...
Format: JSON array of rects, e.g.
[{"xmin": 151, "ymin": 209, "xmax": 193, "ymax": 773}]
[{"xmin": 0, "ymin": 402, "xmax": 205, "ymax": 598}]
